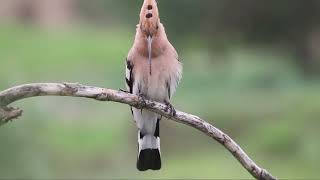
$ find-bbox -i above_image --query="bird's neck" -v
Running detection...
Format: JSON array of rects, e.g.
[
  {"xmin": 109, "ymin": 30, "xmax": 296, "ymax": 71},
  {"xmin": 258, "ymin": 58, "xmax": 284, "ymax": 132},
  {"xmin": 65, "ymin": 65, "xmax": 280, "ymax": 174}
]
[{"xmin": 134, "ymin": 24, "xmax": 168, "ymax": 58}]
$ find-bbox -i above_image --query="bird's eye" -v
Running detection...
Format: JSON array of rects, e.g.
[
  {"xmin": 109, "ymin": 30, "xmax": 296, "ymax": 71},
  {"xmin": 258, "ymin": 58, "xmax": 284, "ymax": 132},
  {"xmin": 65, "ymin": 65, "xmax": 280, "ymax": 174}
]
[{"xmin": 147, "ymin": 5, "xmax": 153, "ymax": 10}]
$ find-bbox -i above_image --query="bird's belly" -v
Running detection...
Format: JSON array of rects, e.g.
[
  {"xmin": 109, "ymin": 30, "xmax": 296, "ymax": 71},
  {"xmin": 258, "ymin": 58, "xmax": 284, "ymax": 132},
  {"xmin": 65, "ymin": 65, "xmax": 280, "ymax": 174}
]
[
  {"xmin": 145, "ymin": 75, "xmax": 168, "ymax": 102},
  {"xmin": 136, "ymin": 67, "xmax": 170, "ymax": 102}
]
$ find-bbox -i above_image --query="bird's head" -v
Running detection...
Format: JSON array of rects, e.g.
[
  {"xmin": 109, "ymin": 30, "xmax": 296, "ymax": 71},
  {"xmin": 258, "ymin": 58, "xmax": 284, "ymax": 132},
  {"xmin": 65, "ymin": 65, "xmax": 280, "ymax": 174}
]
[
  {"xmin": 139, "ymin": 0, "xmax": 160, "ymax": 38},
  {"xmin": 139, "ymin": 0, "xmax": 160, "ymax": 75}
]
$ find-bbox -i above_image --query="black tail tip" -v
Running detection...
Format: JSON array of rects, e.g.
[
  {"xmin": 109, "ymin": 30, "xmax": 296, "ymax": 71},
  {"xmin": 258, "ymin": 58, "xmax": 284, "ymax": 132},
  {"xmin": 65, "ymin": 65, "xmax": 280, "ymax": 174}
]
[{"xmin": 137, "ymin": 149, "xmax": 161, "ymax": 171}]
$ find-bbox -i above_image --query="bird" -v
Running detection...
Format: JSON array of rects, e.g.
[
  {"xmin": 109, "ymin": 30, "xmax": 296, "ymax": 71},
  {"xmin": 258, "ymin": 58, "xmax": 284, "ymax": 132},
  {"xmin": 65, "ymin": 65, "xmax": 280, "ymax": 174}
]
[{"xmin": 125, "ymin": 0, "xmax": 182, "ymax": 171}]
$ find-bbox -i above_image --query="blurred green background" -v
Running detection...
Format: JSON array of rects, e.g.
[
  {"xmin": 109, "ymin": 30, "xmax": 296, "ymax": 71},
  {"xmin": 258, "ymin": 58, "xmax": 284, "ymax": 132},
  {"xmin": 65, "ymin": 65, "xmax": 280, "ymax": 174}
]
[{"xmin": 0, "ymin": 0, "xmax": 320, "ymax": 179}]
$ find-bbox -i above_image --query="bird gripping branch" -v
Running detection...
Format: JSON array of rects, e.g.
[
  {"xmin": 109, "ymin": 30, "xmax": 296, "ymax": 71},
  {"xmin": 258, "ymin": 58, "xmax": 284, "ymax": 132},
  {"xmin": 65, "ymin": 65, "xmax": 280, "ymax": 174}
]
[{"xmin": 125, "ymin": 0, "xmax": 183, "ymax": 171}]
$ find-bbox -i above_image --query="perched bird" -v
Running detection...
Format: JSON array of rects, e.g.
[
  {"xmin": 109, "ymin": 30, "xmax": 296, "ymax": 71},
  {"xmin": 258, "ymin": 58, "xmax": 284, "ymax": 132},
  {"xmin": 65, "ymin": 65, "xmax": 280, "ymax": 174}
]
[{"xmin": 125, "ymin": 0, "xmax": 182, "ymax": 171}]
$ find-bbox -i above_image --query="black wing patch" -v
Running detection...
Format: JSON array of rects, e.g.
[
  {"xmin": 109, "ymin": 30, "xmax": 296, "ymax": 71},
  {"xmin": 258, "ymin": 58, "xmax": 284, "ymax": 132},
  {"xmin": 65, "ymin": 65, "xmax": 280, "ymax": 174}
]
[
  {"xmin": 126, "ymin": 58, "xmax": 135, "ymax": 116},
  {"xmin": 166, "ymin": 79, "xmax": 171, "ymax": 100},
  {"xmin": 125, "ymin": 58, "xmax": 134, "ymax": 94}
]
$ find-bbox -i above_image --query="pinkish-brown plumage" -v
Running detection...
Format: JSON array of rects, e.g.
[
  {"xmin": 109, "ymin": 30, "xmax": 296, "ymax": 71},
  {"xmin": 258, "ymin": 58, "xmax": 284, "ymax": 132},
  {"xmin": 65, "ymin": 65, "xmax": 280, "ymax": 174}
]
[
  {"xmin": 139, "ymin": 0, "xmax": 159, "ymax": 38},
  {"xmin": 125, "ymin": 0, "xmax": 182, "ymax": 171}
]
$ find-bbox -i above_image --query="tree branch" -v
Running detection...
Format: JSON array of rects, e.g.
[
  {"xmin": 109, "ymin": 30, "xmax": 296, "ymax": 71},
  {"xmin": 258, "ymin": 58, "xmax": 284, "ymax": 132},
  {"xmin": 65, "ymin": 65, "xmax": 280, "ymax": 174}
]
[{"xmin": 0, "ymin": 83, "xmax": 276, "ymax": 180}]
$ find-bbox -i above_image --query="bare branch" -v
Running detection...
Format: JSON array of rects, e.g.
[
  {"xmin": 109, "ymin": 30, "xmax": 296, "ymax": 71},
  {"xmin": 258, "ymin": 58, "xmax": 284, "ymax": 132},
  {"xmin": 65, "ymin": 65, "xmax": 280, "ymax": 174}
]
[{"xmin": 0, "ymin": 83, "xmax": 277, "ymax": 180}]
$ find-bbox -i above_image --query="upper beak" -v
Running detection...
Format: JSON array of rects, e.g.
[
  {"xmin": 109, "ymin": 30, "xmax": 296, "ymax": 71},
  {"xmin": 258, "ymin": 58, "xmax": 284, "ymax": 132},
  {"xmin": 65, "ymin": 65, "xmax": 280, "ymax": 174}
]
[{"xmin": 147, "ymin": 35, "xmax": 153, "ymax": 75}]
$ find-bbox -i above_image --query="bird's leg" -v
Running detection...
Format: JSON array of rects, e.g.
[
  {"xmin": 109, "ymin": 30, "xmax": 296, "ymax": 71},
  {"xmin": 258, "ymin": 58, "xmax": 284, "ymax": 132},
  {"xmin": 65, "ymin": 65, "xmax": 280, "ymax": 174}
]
[
  {"xmin": 139, "ymin": 93, "xmax": 147, "ymax": 102},
  {"xmin": 138, "ymin": 93, "xmax": 147, "ymax": 112},
  {"xmin": 164, "ymin": 100, "xmax": 176, "ymax": 118}
]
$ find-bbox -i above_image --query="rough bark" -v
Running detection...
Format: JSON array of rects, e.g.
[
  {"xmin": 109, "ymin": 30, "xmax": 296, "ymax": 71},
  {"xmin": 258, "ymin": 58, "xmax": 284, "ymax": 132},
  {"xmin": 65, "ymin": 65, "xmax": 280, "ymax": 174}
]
[{"xmin": 0, "ymin": 83, "xmax": 277, "ymax": 180}]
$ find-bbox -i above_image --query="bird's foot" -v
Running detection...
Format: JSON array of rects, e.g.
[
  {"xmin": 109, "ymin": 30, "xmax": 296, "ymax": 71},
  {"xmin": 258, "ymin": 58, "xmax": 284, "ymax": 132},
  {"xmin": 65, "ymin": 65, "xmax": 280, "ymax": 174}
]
[
  {"xmin": 164, "ymin": 101, "xmax": 176, "ymax": 119},
  {"xmin": 138, "ymin": 93, "xmax": 147, "ymax": 110}
]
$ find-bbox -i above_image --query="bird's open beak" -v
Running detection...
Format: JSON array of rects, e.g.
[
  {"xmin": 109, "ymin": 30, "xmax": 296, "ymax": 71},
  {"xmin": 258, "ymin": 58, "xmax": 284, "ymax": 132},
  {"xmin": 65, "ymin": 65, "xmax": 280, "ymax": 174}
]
[{"xmin": 147, "ymin": 35, "xmax": 153, "ymax": 75}]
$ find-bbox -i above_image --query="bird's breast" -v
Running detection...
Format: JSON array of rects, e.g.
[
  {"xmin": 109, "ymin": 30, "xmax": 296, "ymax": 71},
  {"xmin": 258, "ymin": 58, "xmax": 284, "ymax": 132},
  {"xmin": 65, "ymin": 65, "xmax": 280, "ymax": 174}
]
[
  {"xmin": 136, "ymin": 36, "xmax": 166, "ymax": 58},
  {"xmin": 134, "ymin": 55, "xmax": 179, "ymax": 102}
]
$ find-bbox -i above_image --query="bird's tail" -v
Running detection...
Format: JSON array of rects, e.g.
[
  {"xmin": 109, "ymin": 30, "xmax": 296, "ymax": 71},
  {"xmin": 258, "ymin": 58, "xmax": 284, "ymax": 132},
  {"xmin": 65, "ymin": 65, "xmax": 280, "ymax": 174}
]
[{"xmin": 137, "ymin": 120, "xmax": 161, "ymax": 171}]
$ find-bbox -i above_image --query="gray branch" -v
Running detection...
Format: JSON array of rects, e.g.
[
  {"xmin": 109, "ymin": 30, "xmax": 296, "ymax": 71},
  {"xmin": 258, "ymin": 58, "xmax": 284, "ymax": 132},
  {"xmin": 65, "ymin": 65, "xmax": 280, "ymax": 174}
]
[{"xmin": 0, "ymin": 83, "xmax": 276, "ymax": 180}]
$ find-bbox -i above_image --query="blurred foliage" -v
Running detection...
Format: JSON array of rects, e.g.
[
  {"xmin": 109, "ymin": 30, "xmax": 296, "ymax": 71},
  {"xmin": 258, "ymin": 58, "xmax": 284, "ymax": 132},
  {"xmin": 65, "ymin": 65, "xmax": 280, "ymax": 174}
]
[
  {"xmin": 0, "ymin": 0, "xmax": 320, "ymax": 179},
  {"xmin": 77, "ymin": 0, "xmax": 320, "ymax": 75},
  {"xmin": 0, "ymin": 25, "xmax": 320, "ymax": 179}
]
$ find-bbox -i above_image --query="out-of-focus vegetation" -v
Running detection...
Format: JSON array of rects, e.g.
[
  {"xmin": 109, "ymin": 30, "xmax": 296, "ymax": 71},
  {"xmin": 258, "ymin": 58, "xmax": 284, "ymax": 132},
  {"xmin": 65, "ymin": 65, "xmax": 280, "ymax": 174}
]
[{"xmin": 0, "ymin": 0, "xmax": 320, "ymax": 179}]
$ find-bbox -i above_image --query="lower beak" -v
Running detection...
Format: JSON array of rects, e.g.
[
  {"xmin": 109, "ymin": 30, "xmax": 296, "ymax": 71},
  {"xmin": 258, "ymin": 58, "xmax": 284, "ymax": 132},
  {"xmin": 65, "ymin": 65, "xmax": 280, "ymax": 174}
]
[{"xmin": 147, "ymin": 35, "xmax": 153, "ymax": 75}]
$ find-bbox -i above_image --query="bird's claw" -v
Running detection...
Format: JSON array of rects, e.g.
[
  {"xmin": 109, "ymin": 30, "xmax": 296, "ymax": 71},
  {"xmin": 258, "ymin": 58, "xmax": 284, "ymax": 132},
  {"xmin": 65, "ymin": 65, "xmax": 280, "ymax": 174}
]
[
  {"xmin": 138, "ymin": 93, "xmax": 147, "ymax": 109},
  {"xmin": 165, "ymin": 101, "xmax": 176, "ymax": 118}
]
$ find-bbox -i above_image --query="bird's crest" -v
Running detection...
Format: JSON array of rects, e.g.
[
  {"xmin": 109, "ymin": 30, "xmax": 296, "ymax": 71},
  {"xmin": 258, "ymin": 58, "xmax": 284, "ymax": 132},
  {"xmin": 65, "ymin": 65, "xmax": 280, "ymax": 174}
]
[{"xmin": 139, "ymin": 0, "xmax": 159, "ymax": 37}]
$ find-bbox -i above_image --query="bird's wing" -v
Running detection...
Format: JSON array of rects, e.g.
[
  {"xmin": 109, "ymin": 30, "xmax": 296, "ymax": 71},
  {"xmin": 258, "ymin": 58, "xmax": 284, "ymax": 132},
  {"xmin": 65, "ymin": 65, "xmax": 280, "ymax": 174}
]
[
  {"xmin": 125, "ymin": 58, "xmax": 134, "ymax": 94},
  {"xmin": 166, "ymin": 46, "xmax": 183, "ymax": 100}
]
